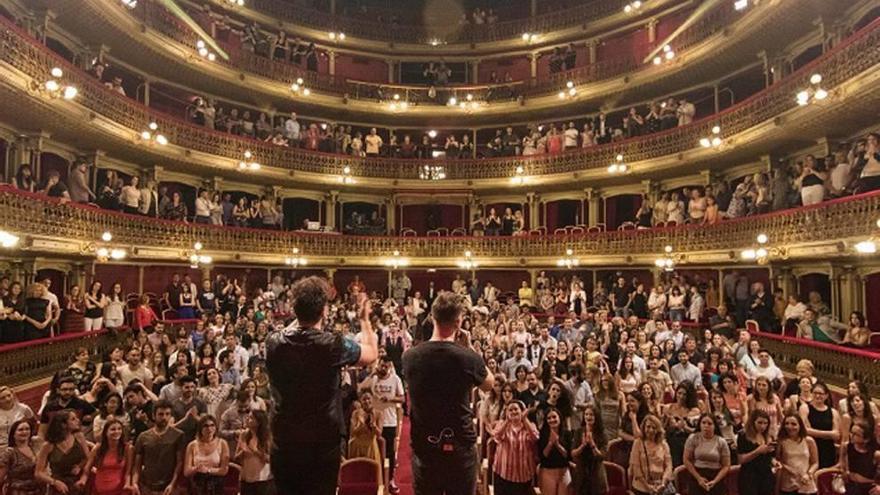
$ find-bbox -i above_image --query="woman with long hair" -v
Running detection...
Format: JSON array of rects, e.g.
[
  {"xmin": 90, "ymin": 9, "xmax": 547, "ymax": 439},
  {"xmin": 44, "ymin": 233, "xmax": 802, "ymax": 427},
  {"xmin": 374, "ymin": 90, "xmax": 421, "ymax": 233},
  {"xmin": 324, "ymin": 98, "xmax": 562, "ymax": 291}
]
[
  {"xmin": 663, "ymin": 382, "xmax": 701, "ymax": 467},
  {"xmin": 538, "ymin": 408, "xmax": 572, "ymax": 495},
  {"xmin": 236, "ymin": 410, "xmax": 273, "ymax": 495},
  {"xmin": 736, "ymin": 409, "xmax": 778, "ymax": 495},
  {"xmin": 595, "ymin": 372, "xmax": 624, "ymax": 442},
  {"xmin": 479, "ymin": 376, "xmax": 506, "ymax": 432},
  {"xmin": 35, "ymin": 410, "xmax": 89, "ymax": 495},
  {"xmin": 76, "ymin": 418, "xmax": 130, "ymax": 495},
  {"xmin": 91, "ymin": 393, "xmax": 128, "ymax": 440},
  {"xmin": 776, "ymin": 414, "xmax": 818, "ymax": 495},
  {"xmin": 61, "ymin": 285, "xmax": 85, "ymax": 334},
  {"xmin": 841, "ymin": 391, "xmax": 879, "ymax": 443},
  {"xmin": 103, "ymin": 283, "xmax": 125, "ymax": 330},
  {"xmin": 797, "ymin": 382, "xmax": 840, "ymax": 468},
  {"xmin": 748, "ymin": 376, "xmax": 783, "ymax": 438},
  {"xmin": 491, "ymin": 401, "xmax": 539, "ymax": 495},
  {"xmin": 720, "ymin": 372, "xmax": 747, "ymax": 429},
  {"xmin": 629, "ymin": 414, "xmax": 673, "ymax": 495},
  {"xmin": 615, "ymin": 356, "xmax": 639, "ymax": 394},
  {"xmin": 535, "ymin": 380, "xmax": 572, "ymax": 429},
  {"xmin": 184, "ymin": 415, "xmax": 230, "ymax": 495},
  {"xmin": 348, "ymin": 390, "xmax": 383, "ymax": 473},
  {"xmin": 839, "ymin": 421, "xmax": 880, "ymax": 495},
  {"xmin": 83, "ymin": 281, "xmax": 107, "ymax": 332},
  {"xmin": 198, "ymin": 368, "xmax": 233, "ymax": 418},
  {"xmin": 683, "ymin": 413, "xmax": 731, "ymax": 495},
  {"xmin": 639, "ymin": 381, "xmax": 662, "ymax": 418},
  {"xmin": 12, "ymin": 164, "xmax": 35, "ymax": 192},
  {"xmin": 66, "ymin": 348, "xmax": 97, "ymax": 396},
  {"xmin": 177, "ymin": 284, "xmax": 197, "ymax": 320},
  {"xmin": 0, "ymin": 419, "xmax": 40, "ymax": 495},
  {"xmin": 617, "ymin": 391, "xmax": 648, "ymax": 468},
  {"xmin": 785, "ymin": 376, "xmax": 814, "ymax": 415},
  {"xmin": 571, "ymin": 404, "xmax": 608, "ymax": 495},
  {"xmin": 706, "ymin": 389, "xmax": 737, "ymax": 457},
  {"xmin": 22, "ymin": 283, "xmax": 51, "ymax": 341}
]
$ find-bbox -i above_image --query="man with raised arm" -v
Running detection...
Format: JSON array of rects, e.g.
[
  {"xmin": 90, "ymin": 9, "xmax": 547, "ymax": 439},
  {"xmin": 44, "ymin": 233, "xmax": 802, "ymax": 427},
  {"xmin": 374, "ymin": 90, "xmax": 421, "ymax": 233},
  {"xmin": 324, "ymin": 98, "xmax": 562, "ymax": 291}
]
[
  {"xmin": 403, "ymin": 292, "xmax": 495, "ymax": 495},
  {"xmin": 266, "ymin": 276, "xmax": 378, "ymax": 495}
]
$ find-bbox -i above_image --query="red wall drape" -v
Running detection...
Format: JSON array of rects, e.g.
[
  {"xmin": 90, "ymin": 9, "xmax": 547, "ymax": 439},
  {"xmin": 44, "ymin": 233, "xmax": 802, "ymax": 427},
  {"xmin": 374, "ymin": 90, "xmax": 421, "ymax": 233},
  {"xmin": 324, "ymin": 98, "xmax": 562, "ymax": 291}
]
[
  {"xmin": 335, "ymin": 54, "xmax": 387, "ymax": 83},
  {"xmin": 478, "ymin": 56, "xmax": 531, "ymax": 83},
  {"xmin": 604, "ymin": 195, "xmax": 642, "ymax": 229},
  {"xmin": 93, "ymin": 264, "xmax": 140, "ymax": 296},
  {"xmin": 401, "ymin": 204, "xmax": 463, "ymax": 234}
]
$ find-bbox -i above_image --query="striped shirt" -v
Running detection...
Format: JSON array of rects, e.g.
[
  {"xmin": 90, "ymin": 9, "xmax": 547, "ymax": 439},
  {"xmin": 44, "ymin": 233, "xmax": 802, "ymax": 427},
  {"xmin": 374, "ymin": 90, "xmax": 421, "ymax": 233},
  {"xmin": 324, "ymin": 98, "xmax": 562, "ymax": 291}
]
[{"xmin": 492, "ymin": 421, "xmax": 539, "ymax": 483}]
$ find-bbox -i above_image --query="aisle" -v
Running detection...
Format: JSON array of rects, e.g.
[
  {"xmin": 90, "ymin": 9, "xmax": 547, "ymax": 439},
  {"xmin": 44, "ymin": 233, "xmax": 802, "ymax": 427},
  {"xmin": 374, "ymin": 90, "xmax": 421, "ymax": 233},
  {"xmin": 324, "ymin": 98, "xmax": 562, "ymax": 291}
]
[{"xmin": 395, "ymin": 417, "xmax": 414, "ymax": 495}]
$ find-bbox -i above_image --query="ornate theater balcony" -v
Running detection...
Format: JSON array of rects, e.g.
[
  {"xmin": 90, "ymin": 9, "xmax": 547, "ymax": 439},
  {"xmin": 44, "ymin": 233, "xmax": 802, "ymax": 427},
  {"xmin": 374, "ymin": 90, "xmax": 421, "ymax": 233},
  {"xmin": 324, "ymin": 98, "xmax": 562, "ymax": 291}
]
[
  {"xmin": 1, "ymin": 15, "xmax": 879, "ymax": 191},
  {"xmin": 1, "ymin": 187, "xmax": 878, "ymax": 268},
  {"xmin": 39, "ymin": 0, "xmax": 855, "ymax": 124}
]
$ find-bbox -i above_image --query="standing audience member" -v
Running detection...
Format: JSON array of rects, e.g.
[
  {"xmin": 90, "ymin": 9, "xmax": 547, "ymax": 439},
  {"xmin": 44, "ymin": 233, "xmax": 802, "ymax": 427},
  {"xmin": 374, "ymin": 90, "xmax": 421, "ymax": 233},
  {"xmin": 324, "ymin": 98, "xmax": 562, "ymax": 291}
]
[
  {"xmin": 776, "ymin": 414, "xmax": 818, "ymax": 495},
  {"xmin": 492, "ymin": 401, "xmax": 539, "ymax": 495}
]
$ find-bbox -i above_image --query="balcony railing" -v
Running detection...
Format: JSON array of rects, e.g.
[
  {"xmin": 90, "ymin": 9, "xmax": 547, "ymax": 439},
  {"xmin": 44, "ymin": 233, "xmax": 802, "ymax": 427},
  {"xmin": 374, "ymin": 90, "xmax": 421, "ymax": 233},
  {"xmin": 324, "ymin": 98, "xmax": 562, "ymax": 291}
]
[
  {"xmin": 132, "ymin": 0, "xmax": 739, "ymax": 103},
  {"xmin": 1, "ymin": 186, "xmax": 879, "ymax": 261},
  {"xmin": 2, "ymin": 16, "xmax": 879, "ymax": 181},
  {"xmin": 239, "ymin": 0, "xmax": 633, "ymax": 45}
]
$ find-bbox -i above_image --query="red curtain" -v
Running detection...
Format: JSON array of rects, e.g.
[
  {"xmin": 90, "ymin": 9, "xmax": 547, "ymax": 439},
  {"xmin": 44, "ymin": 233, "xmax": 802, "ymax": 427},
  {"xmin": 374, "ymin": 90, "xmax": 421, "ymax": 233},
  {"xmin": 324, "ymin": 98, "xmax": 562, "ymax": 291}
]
[
  {"xmin": 865, "ymin": 273, "xmax": 880, "ymax": 329},
  {"xmin": 401, "ymin": 204, "xmax": 463, "ymax": 234},
  {"xmin": 335, "ymin": 54, "xmax": 387, "ymax": 83},
  {"xmin": 604, "ymin": 195, "xmax": 642, "ymax": 229},
  {"xmin": 478, "ymin": 56, "xmax": 531, "ymax": 83}
]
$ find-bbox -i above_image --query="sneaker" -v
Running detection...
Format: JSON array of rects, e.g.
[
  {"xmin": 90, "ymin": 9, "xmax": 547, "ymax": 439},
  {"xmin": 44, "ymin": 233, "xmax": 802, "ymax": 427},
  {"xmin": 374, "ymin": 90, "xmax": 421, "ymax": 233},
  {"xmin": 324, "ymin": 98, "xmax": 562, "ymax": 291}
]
[{"xmin": 389, "ymin": 480, "xmax": 400, "ymax": 494}]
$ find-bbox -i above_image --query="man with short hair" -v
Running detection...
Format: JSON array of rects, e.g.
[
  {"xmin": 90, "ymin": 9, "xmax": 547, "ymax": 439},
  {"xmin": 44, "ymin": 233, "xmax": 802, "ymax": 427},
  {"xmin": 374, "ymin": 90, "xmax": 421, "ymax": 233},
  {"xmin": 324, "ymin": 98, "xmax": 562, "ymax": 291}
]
[
  {"xmin": 284, "ymin": 112, "xmax": 301, "ymax": 146},
  {"xmin": 158, "ymin": 364, "xmax": 189, "ymax": 403},
  {"xmin": 367, "ymin": 356, "xmax": 405, "ymax": 493},
  {"xmin": 266, "ymin": 276, "xmax": 378, "ymax": 495},
  {"xmin": 670, "ymin": 349, "xmax": 703, "ymax": 391},
  {"xmin": 39, "ymin": 375, "xmax": 96, "ymax": 438},
  {"xmin": 39, "ymin": 277, "xmax": 61, "ymax": 334},
  {"xmin": 132, "ymin": 400, "xmax": 184, "ymax": 495},
  {"xmin": 749, "ymin": 349, "xmax": 784, "ymax": 387},
  {"xmin": 220, "ymin": 390, "xmax": 251, "ymax": 454},
  {"xmin": 365, "ymin": 127, "xmax": 383, "ymax": 156},
  {"xmin": 124, "ymin": 382, "xmax": 154, "ymax": 438},
  {"xmin": 500, "ymin": 343, "xmax": 532, "ymax": 381},
  {"xmin": 118, "ymin": 346, "xmax": 154, "ymax": 389},
  {"xmin": 171, "ymin": 375, "xmax": 206, "ymax": 444},
  {"xmin": 403, "ymin": 292, "xmax": 494, "ymax": 495}
]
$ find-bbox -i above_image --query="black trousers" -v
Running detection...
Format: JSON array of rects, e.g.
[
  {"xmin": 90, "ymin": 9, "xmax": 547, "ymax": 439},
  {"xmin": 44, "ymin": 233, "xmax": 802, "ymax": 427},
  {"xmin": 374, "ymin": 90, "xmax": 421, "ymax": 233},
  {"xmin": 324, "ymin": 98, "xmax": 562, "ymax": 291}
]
[
  {"xmin": 271, "ymin": 442, "xmax": 340, "ymax": 495},
  {"xmin": 382, "ymin": 426, "xmax": 398, "ymax": 481},
  {"xmin": 412, "ymin": 444, "xmax": 478, "ymax": 495}
]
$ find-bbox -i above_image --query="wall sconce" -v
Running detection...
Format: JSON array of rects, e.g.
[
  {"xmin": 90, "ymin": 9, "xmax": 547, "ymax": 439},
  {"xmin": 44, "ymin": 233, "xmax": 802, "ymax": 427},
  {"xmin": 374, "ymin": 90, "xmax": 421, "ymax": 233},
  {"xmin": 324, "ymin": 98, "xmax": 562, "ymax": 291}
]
[
  {"xmin": 740, "ymin": 233, "xmax": 786, "ymax": 264},
  {"xmin": 558, "ymin": 81, "xmax": 577, "ymax": 99},
  {"xmin": 140, "ymin": 122, "xmax": 168, "ymax": 146},
  {"xmin": 290, "ymin": 77, "xmax": 311, "ymax": 96},
  {"xmin": 196, "ymin": 40, "xmax": 217, "ymax": 61},
  {"xmin": 0, "ymin": 230, "xmax": 20, "ymax": 248},
  {"xmin": 510, "ymin": 165, "xmax": 526, "ymax": 185},
  {"xmin": 383, "ymin": 250, "xmax": 410, "ymax": 269},
  {"xmin": 655, "ymin": 245, "xmax": 683, "ymax": 272},
  {"xmin": 699, "ymin": 125, "xmax": 722, "ymax": 148},
  {"xmin": 238, "ymin": 150, "xmax": 261, "ymax": 171},
  {"xmin": 796, "ymin": 73, "xmax": 828, "ymax": 106},
  {"xmin": 624, "ymin": 1, "xmax": 643, "ymax": 13},
  {"xmin": 339, "ymin": 165, "xmax": 354, "ymax": 184},
  {"xmin": 652, "ymin": 45, "xmax": 675, "ymax": 65},
  {"xmin": 607, "ymin": 154, "xmax": 628, "ymax": 174},
  {"xmin": 556, "ymin": 248, "xmax": 579, "ymax": 268},
  {"xmin": 457, "ymin": 250, "xmax": 478, "ymax": 270},
  {"xmin": 32, "ymin": 67, "xmax": 78, "ymax": 100},
  {"xmin": 285, "ymin": 247, "xmax": 308, "ymax": 266}
]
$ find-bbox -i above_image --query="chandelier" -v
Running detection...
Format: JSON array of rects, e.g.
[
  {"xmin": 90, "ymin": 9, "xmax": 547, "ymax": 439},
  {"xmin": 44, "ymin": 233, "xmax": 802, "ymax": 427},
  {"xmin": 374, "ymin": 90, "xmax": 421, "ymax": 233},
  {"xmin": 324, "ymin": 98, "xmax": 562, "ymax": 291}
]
[
  {"xmin": 140, "ymin": 122, "xmax": 168, "ymax": 146},
  {"xmin": 607, "ymin": 154, "xmax": 628, "ymax": 174},
  {"xmin": 699, "ymin": 126, "xmax": 723, "ymax": 149},
  {"xmin": 655, "ymin": 245, "xmax": 684, "ymax": 272},
  {"xmin": 238, "ymin": 150, "xmax": 261, "ymax": 171},
  {"xmin": 290, "ymin": 77, "xmax": 311, "ymax": 97},
  {"xmin": 652, "ymin": 45, "xmax": 675, "ymax": 65},
  {"xmin": 557, "ymin": 81, "xmax": 577, "ymax": 99},
  {"xmin": 510, "ymin": 165, "xmax": 526, "ymax": 185},
  {"xmin": 196, "ymin": 40, "xmax": 217, "ymax": 61},
  {"xmin": 90, "ymin": 231, "xmax": 126, "ymax": 262}
]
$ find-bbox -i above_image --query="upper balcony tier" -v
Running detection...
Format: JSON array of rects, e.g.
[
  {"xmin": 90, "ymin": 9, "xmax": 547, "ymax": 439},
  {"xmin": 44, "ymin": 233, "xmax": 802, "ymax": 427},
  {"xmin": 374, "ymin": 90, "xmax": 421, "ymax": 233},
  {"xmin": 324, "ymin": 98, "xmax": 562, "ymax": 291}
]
[
  {"xmin": 38, "ymin": 0, "xmax": 858, "ymax": 125},
  {"xmin": 1, "ymin": 186, "xmax": 878, "ymax": 268},
  {"xmin": 2, "ymin": 14, "xmax": 879, "ymax": 192},
  {"xmin": 194, "ymin": 0, "xmax": 679, "ymax": 52}
]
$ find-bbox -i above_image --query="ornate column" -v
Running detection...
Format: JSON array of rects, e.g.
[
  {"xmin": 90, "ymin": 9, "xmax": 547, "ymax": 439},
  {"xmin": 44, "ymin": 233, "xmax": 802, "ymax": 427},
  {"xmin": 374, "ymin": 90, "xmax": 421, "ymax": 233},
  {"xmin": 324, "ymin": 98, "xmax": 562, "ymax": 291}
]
[
  {"xmin": 647, "ymin": 18, "xmax": 659, "ymax": 44},
  {"xmin": 385, "ymin": 196, "xmax": 396, "ymax": 235},
  {"xmin": 143, "ymin": 79, "xmax": 151, "ymax": 107},
  {"xmin": 324, "ymin": 268, "xmax": 336, "ymax": 283},
  {"xmin": 526, "ymin": 192, "xmax": 539, "ymax": 230},
  {"xmin": 835, "ymin": 265, "xmax": 860, "ymax": 319},
  {"xmin": 471, "ymin": 60, "xmax": 480, "ymax": 84},
  {"xmin": 587, "ymin": 40, "xmax": 598, "ymax": 65},
  {"xmin": 529, "ymin": 53, "xmax": 538, "ymax": 86},
  {"xmin": 324, "ymin": 191, "xmax": 339, "ymax": 231},
  {"xmin": 328, "ymin": 51, "xmax": 336, "ymax": 76},
  {"xmin": 387, "ymin": 61, "xmax": 396, "ymax": 84},
  {"xmin": 772, "ymin": 266, "xmax": 795, "ymax": 298},
  {"xmin": 585, "ymin": 188, "xmax": 600, "ymax": 226}
]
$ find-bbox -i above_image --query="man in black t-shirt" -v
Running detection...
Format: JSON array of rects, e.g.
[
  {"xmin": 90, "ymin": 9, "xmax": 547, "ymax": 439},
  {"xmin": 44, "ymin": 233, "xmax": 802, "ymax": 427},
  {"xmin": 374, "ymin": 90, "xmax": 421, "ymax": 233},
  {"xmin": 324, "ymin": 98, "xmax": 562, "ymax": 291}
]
[
  {"xmin": 403, "ymin": 292, "xmax": 494, "ymax": 495},
  {"xmin": 266, "ymin": 276, "xmax": 378, "ymax": 495},
  {"xmin": 38, "ymin": 375, "xmax": 95, "ymax": 438}
]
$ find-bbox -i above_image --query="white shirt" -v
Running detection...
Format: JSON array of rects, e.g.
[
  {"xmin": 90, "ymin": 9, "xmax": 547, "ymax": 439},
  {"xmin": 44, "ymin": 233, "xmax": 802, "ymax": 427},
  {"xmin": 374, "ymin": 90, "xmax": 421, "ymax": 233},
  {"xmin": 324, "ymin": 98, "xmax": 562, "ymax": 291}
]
[
  {"xmin": 195, "ymin": 197, "xmax": 212, "ymax": 217},
  {"xmin": 783, "ymin": 302, "xmax": 807, "ymax": 321},
  {"xmin": 373, "ymin": 374, "xmax": 404, "ymax": 427},
  {"xmin": 284, "ymin": 119, "xmax": 300, "ymax": 140},
  {"xmin": 563, "ymin": 128, "xmax": 579, "ymax": 147},
  {"xmin": 118, "ymin": 363, "xmax": 153, "ymax": 387}
]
